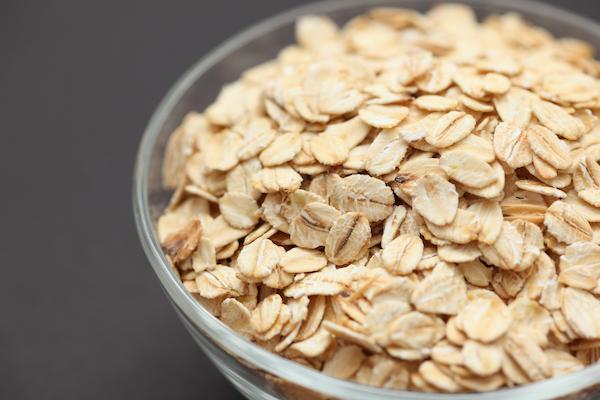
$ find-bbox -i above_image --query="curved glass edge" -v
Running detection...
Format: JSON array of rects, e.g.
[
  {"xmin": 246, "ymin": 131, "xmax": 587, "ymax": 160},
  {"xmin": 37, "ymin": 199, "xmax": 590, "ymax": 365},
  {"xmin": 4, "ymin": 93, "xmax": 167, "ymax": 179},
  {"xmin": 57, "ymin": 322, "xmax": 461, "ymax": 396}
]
[{"xmin": 133, "ymin": 0, "xmax": 600, "ymax": 398}]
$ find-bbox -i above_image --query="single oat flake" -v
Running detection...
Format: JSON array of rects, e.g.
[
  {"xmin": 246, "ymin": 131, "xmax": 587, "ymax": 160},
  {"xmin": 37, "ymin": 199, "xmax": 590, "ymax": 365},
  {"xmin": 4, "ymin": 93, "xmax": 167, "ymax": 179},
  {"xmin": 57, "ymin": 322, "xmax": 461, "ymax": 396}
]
[{"xmin": 157, "ymin": 3, "xmax": 600, "ymax": 394}]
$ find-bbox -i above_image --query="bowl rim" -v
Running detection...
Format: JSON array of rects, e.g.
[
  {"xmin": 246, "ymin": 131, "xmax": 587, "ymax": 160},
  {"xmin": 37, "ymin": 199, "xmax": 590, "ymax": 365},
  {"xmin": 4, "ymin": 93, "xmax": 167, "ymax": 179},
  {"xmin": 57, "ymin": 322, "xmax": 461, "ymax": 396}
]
[{"xmin": 134, "ymin": 0, "xmax": 600, "ymax": 398}]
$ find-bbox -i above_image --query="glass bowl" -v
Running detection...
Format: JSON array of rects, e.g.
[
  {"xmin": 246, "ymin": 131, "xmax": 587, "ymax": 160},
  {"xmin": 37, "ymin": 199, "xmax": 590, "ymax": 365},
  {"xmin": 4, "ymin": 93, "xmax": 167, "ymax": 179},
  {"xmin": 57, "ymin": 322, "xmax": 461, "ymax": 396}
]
[{"xmin": 133, "ymin": 0, "xmax": 600, "ymax": 398}]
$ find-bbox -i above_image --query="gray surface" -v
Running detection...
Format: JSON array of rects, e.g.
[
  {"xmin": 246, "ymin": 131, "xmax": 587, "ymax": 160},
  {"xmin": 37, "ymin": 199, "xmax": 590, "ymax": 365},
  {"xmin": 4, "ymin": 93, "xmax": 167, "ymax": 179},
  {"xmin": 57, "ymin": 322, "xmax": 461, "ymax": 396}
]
[{"xmin": 0, "ymin": 1, "xmax": 598, "ymax": 399}]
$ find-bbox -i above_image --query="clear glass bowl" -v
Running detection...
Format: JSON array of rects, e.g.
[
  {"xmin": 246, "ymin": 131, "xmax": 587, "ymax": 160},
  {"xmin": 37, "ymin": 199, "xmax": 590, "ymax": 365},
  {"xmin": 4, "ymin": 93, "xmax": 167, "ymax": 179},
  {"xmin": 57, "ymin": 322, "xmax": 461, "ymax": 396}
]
[{"xmin": 133, "ymin": 0, "xmax": 600, "ymax": 398}]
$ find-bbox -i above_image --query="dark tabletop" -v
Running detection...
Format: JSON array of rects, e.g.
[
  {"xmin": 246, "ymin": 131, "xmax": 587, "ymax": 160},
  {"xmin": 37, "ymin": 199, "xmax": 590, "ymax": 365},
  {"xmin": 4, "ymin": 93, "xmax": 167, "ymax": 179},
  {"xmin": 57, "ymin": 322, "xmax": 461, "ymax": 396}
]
[{"xmin": 1, "ymin": 1, "xmax": 599, "ymax": 399}]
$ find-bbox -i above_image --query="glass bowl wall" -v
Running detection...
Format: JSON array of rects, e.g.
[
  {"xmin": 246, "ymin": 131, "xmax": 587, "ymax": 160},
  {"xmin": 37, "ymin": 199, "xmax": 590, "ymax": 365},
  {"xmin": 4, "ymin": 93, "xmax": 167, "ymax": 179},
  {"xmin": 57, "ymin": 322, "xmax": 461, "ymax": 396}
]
[{"xmin": 134, "ymin": 1, "xmax": 600, "ymax": 399}]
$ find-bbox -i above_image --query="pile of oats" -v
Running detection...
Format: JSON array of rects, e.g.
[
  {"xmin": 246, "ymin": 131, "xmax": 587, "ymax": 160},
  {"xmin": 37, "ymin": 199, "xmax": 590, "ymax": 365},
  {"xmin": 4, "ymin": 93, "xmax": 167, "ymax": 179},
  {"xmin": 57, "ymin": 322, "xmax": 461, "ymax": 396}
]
[{"xmin": 158, "ymin": 4, "xmax": 600, "ymax": 393}]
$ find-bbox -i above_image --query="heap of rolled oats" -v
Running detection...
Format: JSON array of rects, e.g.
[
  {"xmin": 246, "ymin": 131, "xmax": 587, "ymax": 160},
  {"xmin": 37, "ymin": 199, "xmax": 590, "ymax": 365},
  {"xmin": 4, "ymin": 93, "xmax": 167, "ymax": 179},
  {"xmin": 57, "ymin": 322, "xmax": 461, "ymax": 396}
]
[{"xmin": 157, "ymin": 4, "xmax": 600, "ymax": 393}]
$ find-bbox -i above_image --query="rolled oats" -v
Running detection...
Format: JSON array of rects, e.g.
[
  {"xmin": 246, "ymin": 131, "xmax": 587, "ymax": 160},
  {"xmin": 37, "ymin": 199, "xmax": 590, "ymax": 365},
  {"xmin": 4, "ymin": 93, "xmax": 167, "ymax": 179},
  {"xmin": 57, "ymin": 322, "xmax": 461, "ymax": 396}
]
[
  {"xmin": 236, "ymin": 117, "xmax": 276, "ymax": 161},
  {"xmin": 459, "ymin": 260, "xmax": 492, "ymax": 287},
  {"xmin": 501, "ymin": 349, "xmax": 531, "ymax": 386},
  {"xmin": 562, "ymin": 287, "xmax": 600, "ymax": 339},
  {"xmin": 325, "ymin": 212, "xmax": 371, "ymax": 265},
  {"xmin": 280, "ymin": 248, "xmax": 328, "ymax": 274},
  {"xmin": 515, "ymin": 179, "xmax": 567, "ymax": 198},
  {"xmin": 455, "ymin": 373, "xmax": 505, "ymax": 392},
  {"xmin": 221, "ymin": 298, "xmax": 253, "ymax": 338},
  {"xmin": 218, "ymin": 192, "xmax": 260, "ymax": 229},
  {"xmin": 412, "ymin": 175, "xmax": 458, "ymax": 226},
  {"xmin": 515, "ymin": 300, "xmax": 549, "ymax": 341},
  {"xmin": 333, "ymin": 174, "xmax": 394, "ymax": 222},
  {"xmin": 425, "ymin": 209, "xmax": 480, "ymax": 244},
  {"xmin": 442, "ymin": 134, "xmax": 495, "ymax": 163},
  {"xmin": 467, "ymin": 200, "xmax": 502, "ymax": 245},
  {"xmin": 460, "ymin": 161, "xmax": 505, "ymax": 199},
  {"xmin": 493, "ymin": 122, "xmax": 532, "ymax": 168},
  {"xmin": 310, "ymin": 134, "xmax": 349, "ymax": 166},
  {"xmin": 364, "ymin": 129, "xmax": 408, "ymax": 176},
  {"xmin": 504, "ymin": 331, "xmax": 552, "ymax": 381},
  {"xmin": 431, "ymin": 340, "xmax": 463, "ymax": 366},
  {"xmin": 416, "ymin": 60, "xmax": 455, "ymax": 94},
  {"xmin": 545, "ymin": 349, "xmax": 584, "ymax": 377},
  {"xmin": 397, "ymin": 112, "xmax": 441, "ymax": 143},
  {"xmin": 226, "ymin": 158, "xmax": 262, "ymax": 199},
  {"xmin": 358, "ymin": 105, "xmax": 408, "ymax": 129},
  {"xmin": 323, "ymin": 320, "xmax": 382, "ymax": 353},
  {"xmin": 462, "ymin": 340, "xmax": 503, "ymax": 377},
  {"xmin": 493, "ymin": 88, "xmax": 533, "ymax": 128},
  {"xmin": 388, "ymin": 311, "xmax": 445, "ymax": 350},
  {"xmin": 459, "ymin": 295, "xmax": 511, "ymax": 343},
  {"xmin": 251, "ymin": 165, "xmax": 302, "ymax": 193},
  {"xmin": 440, "ymin": 150, "xmax": 497, "ymax": 189},
  {"xmin": 438, "ymin": 243, "xmax": 481, "ymax": 263},
  {"xmin": 478, "ymin": 220, "xmax": 543, "ymax": 271},
  {"xmin": 414, "ymin": 95, "xmax": 459, "ymax": 112},
  {"xmin": 544, "ymin": 200, "xmax": 593, "ymax": 245},
  {"xmin": 381, "ymin": 205, "xmax": 407, "ymax": 248},
  {"xmin": 381, "ymin": 234, "xmax": 424, "ymax": 275},
  {"xmin": 259, "ymin": 132, "xmax": 301, "ymax": 167},
  {"xmin": 460, "ymin": 95, "xmax": 494, "ymax": 113},
  {"xmin": 296, "ymin": 296, "xmax": 326, "ymax": 341},
  {"xmin": 323, "ymin": 345, "xmax": 366, "ymax": 379},
  {"xmin": 559, "ymin": 242, "xmax": 600, "ymax": 290},
  {"xmin": 237, "ymin": 238, "xmax": 282, "ymax": 281},
  {"xmin": 290, "ymin": 201, "xmax": 340, "ymax": 249},
  {"xmin": 426, "ymin": 111, "xmax": 475, "ymax": 148},
  {"xmin": 157, "ymin": 4, "xmax": 600, "ymax": 393},
  {"xmin": 419, "ymin": 361, "xmax": 462, "ymax": 392},
  {"xmin": 195, "ymin": 265, "xmax": 247, "ymax": 299},
  {"xmin": 191, "ymin": 237, "xmax": 216, "ymax": 272},
  {"xmin": 162, "ymin": 218, "xmax": 203, "ymax": 264},
  {"xmin": 289, "ymin": 327, "xmax": 333, "ymax": 358},
  {"xmin": 283, "ymin": 265, "xmax": 356, "ymax": 298},
  {"xmin": 527, "ymin": 124, "xmax": 572, "ymax": 170},
  {"xmin": 532, "ymin": 99, "xmax": 585, "ymax": 140},
  {"xmin": 410, "ymin": 262, "xmax": 467, "ymax": 315}
]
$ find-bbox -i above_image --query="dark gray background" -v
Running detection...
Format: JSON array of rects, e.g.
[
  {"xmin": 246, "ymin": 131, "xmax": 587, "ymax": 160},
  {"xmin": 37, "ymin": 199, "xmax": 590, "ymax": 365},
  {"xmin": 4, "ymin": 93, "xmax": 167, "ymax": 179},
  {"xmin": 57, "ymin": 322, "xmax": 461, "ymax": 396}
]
[{"xmin": 1, "ymin": 1, "xmax": 598, "ymax": 399}]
